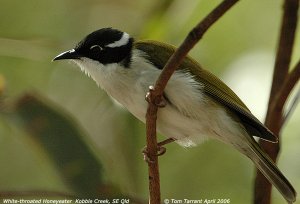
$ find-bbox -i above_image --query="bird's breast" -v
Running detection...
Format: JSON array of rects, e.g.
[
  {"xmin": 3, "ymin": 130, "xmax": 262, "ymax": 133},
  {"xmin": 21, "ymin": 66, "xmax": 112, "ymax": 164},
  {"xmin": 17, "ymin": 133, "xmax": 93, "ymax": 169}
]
[{"xmin": 74, "ymin": 53, "xmax": 246, "ymax": 147}]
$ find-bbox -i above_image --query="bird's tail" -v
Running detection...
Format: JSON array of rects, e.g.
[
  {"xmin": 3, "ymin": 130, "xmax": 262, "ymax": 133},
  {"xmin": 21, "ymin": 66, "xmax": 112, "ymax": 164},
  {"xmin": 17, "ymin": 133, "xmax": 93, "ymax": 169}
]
[{"xmin": 244, "ymin": 136, "xmax": 296, "ymax": 204}]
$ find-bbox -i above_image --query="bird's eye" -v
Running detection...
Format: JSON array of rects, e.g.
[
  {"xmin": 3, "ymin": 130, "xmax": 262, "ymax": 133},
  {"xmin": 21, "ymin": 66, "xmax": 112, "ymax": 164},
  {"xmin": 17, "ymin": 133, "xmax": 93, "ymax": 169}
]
[{"xmin": 90, "ymin": 45, "xmax": 103, "ymax": 51}]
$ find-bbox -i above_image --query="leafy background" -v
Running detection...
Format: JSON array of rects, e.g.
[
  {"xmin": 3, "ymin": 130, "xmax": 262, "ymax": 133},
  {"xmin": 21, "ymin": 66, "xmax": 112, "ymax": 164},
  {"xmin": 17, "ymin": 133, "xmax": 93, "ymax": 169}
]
[{"xmin": 0, "ymin": 0, "xmax": 299, "ymax": 203}]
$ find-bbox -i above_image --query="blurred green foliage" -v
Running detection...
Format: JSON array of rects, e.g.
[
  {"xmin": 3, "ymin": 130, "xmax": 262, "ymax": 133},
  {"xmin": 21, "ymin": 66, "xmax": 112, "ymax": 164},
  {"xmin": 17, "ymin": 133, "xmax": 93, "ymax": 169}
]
[
  {"xmin": 14, "ymin": 94, "xmax": 105, "ymax": 197},
  {"xmin": 0, "ymin": 0, "xmax": 299, "ymax": 204}
]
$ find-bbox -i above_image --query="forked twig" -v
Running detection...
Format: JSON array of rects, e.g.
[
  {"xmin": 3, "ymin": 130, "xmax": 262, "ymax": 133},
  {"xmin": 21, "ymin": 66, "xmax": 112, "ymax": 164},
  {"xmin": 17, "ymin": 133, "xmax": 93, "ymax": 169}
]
[
  {"xmin": 144, "ymin": 1, "xmax": 240, "ymax": 203},
  {"xmin": 254, "ymin": 0, "xmax": 299, "ymax": 203}
]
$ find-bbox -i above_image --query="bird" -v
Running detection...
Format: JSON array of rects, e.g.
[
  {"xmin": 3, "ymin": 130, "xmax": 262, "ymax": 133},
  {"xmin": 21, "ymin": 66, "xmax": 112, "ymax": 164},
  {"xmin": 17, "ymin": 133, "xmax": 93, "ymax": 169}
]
[{"xmin": 53, "ymin": 27, "xmax": 296, "ymax": 203}]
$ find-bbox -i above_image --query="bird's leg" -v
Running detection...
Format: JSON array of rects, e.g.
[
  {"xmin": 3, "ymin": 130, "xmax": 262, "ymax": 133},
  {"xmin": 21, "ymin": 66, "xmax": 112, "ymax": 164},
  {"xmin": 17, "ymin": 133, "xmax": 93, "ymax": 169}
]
[
  {"xmin": 155, "ymin": 138, "xmax": 176, "ymax": 156},
  {"xmin": 158, "ymin": 138, "xmax": 176, "ymax": 146},
  {"xmin": 144, "ymin": 85, "xmax": 173, "ymax": 162},
  {"xmin": 142, "ymin": 138, "xmax": 176, "ymax": 163}
]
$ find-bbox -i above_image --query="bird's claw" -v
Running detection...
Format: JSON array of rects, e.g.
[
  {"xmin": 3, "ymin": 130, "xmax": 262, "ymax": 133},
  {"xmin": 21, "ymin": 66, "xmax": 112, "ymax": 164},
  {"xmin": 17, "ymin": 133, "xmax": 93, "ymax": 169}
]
[
  {"xmin": 142, "ymin": 145, "xmax": 167, "ymax": 163},
  {"xmin": 145, "ymin": 85, "xmax": 167, "ymax": 107}
]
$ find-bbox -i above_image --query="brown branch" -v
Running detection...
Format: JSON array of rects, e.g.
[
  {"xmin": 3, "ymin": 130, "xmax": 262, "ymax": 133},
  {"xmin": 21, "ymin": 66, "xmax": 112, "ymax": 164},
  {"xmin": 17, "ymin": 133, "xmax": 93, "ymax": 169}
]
[
  {"xmin": 282, "ymin": 85, "xmax": 300, "ymax": 127},
  {"xmin": 275, "ymin": 60, "xmax": 300, "ymax": 114},
  {"xmin": 144, "ymin": 0, "xmax": 240, "ymax": 204},
  {"xmin": 254, "ymin": 0, "xmax": 299, "ymax": 203},
  {"xmin": 153, "ymin": 0, "xmax": 240, "ymax": 96}
]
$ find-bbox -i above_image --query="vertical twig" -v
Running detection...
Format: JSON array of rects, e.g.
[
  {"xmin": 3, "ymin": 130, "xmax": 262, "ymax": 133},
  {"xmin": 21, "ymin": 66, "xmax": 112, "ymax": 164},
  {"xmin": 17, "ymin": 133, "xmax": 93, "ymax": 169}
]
[
  {"xmin": 145, "ymin": 1, "xmax": 240, "ymax": 203},
  {"xmin": 145, "ymin": 97, "xmax": 160, "ymax": 204},
  {"xmin": 275, "ymin": 61, "xmax": 300, "ymax": 114},
  {"xmin": 254, "ymin": 0, "xmax": 299, "ymax": 203}
]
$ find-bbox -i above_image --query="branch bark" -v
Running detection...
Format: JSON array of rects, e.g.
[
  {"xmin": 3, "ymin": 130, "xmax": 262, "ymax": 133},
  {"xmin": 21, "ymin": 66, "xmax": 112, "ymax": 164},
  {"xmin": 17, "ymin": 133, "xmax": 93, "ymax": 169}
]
[
  {"xmin": 144, "ymin": 1, "xmax": 240, "ymax": 204},
  {"xmin": 276, "ymin": 61, "xmax": 300, "ymax": 115},
  {"xmin": 254, "ymin": 0, "xmax": 299, "ymax": 203}
]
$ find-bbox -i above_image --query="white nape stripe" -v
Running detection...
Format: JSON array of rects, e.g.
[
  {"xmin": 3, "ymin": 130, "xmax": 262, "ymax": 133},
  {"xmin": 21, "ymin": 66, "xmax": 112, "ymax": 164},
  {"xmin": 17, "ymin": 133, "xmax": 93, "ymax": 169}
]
[{"xmin": 106, "ymin": 32, "xmax": 130, "ymax": 48}]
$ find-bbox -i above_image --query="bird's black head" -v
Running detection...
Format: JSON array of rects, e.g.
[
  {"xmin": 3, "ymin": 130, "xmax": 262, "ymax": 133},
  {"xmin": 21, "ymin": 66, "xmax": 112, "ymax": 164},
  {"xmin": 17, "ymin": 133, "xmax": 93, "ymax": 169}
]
[{"xmin": 53, "ymin": 28, "xmax": 134, "ymax": 67}]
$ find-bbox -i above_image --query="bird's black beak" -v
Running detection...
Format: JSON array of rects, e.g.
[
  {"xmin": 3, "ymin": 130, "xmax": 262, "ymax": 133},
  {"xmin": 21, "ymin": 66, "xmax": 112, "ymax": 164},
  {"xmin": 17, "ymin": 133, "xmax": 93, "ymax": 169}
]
[{"xmin": 52, "ymin": 49, "xmax": 81, "ymax": 61}]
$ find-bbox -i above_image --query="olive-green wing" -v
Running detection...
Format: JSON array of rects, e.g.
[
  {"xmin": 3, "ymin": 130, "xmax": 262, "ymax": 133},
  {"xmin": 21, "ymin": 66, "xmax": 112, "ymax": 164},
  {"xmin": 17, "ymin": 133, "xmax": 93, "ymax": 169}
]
[{"xmin": 135, "ymin": 40, "xmax": 277, "ymax": 142}]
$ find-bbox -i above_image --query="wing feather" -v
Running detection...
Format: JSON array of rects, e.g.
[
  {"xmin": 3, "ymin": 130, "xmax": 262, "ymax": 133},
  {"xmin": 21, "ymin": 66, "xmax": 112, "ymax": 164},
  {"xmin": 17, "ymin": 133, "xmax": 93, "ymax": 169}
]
[{"xmin": 135, "ymin": 40, "xmax": 277, "ymax": 142}]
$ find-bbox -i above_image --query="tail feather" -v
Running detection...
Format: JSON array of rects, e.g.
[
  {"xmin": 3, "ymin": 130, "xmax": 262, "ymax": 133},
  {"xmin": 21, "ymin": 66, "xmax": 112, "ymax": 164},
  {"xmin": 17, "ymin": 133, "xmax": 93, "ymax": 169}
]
[{"xmin": 245, "ymin": 136, "xmax": 296, "ymax": 203}]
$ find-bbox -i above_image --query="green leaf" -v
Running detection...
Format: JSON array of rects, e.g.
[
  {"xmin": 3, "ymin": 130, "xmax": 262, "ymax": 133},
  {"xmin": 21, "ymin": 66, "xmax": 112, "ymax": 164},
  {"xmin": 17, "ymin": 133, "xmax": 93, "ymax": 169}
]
[{"xmin": 14, "ymin": 93, "xmax": 107, "ymax": 197}]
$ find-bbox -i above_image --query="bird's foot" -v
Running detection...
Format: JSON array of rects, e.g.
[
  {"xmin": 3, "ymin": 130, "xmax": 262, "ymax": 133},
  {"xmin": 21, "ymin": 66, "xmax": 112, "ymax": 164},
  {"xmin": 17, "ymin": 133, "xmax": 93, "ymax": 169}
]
[
  {"xmin": 142, "ymin": 145, "xmax": 166, "ymax": 163},
  {"xmin": 142, "ymin": 138, "xmax": 175, "ymax": 163},
  {"xmin": 145, "ymin": 85, "xmax": 167, "ymax": 107}
]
